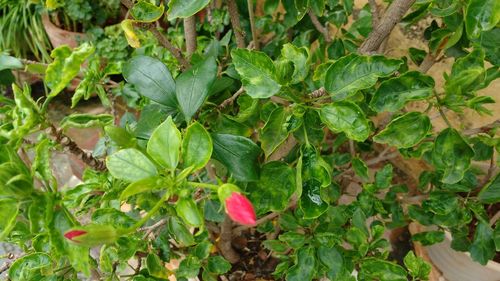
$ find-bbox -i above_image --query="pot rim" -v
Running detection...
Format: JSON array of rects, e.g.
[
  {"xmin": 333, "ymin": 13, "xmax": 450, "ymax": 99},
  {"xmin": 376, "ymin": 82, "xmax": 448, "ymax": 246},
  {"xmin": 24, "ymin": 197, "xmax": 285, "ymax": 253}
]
[{"xmin": 443, "ymin": 231, "xmax": 500, "ymax": 271}]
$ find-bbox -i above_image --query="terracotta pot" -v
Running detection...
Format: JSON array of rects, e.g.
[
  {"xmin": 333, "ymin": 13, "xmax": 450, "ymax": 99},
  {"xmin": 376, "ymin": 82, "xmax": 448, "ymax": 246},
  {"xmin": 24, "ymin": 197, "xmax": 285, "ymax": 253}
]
[
  {"xmin": 41, "ymin": 13, "xmax": 86, "ymax": 48},
  {"xmin": 426, "ymin": 231, "xmax": 500, "ymax": 281}
]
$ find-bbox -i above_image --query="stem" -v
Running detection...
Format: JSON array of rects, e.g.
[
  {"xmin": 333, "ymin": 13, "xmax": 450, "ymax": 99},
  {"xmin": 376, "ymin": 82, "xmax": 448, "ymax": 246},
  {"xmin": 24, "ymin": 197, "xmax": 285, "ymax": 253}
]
[
  {"xmin": 432, "ymin": 92, "xmax": 452, "ymax": 128},
  {"xmin": 147, "ymin": 24, "xmax": 190, "ymax": 70},
  {"xmin": 247, "ymin": 0, "xmax": 259, "ymax": 49},
  {"xmin": 218, "ymin": 87, "xmax": 244, "ymax": 109},
  {"xmin": 227, "ymin": 0, "xmax": 246, "ymax": 48},
  {"xmin": 358, "ymin": 0, "xmax": 416, "ymax": 54},
  {"xmin": 218, "ymin": 216, "xmax": 240, "ymax": 263},
  {"xmin": 184, "ymin": 16, "xmax": 197, "ymax": 56},
  {"xmin": 187, "ymin": 181, "xmax": 219, "ymax": 190},
  {"xmin": 124, "ymin": 191, "xmax": 170, "ymax": 234},
  {"xmin": 308, "ymin": 10, "xmax": 330, "ymax": 42}
]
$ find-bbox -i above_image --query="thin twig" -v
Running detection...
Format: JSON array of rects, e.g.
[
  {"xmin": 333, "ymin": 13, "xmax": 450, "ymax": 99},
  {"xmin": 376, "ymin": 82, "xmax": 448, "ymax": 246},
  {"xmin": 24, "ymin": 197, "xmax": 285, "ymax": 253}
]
[
  {"xmin": 227, "ymin": 0, "xmax": 246, "ymax": 48},
  {"xmin": 308, "ymin": 10, "xmax": 330, "ymax": 42},
  {"xmin": 359, "ymin": 0, "xmax": 416, "ymax": 54},
  {"xmin": 463, "ymin": 119, "xmax": 500, "ymax": 135},
  {"xmin": 140, "ymin": 218, "xmax": 168, "ymax": 239},
  {"xmin": 247, "ymin": 0, "xmax": 259, "ymax": 49},
  {"xmin": 148, "ymin": 24, "xmax": 190, "ymax": 70},
  {"xmin": 218, "ymin": 216, "xmax": 240, "ymax": 263},
  {"xmin": 233, "ymin": 212, "xmax": 280, "ymax": 234},
  {"xmin": 218, "ymin": 87, "xmax": 244, "ymax": 109}
]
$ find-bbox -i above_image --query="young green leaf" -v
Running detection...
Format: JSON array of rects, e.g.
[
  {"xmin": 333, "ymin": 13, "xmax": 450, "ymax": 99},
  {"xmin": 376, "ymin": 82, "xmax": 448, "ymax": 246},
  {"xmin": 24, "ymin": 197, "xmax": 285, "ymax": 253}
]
[
  {"xmin": 370, "ymin": 71, "xmax": 434, "ymax": 113},
  {"xmin": 373, "ymin": 112, "xmax": 431, "ymax": 148},
  {"xmin": 167, "ymin": 0, "xmax": 210, "ymax": 20},
  {"xmin": 403, "ymin": 251, "xmax": 431, "ymax": 280},
  {"xmin": 120, "ymin": 176, "xmax": 164, "ymax": 200},
  {"xmin": 131, "ymin": 1, "xmax": 165, "ymax": 22},
  {"xmin": 319, "ymin": 101, "xmax": 371, "ymax": 142},
  {"xmin": 432, "ymin": 128, "xmax": 474, "ymax": 184},
  {"xmin": 182, "ymin": 122, "xmax": 213, "ymax": 171},
  {"xmin": 465, "ymin": 0, "xmax": 500, "ymax": 38},
  {"xmin": 231, "ymin": 48, "xmax": 281, "ymax": 99},
  {"xmin": 324, "ymin": 54, "xmax": 402, "ymax": 100},
  {"xmin": 147, "ymin": 116, "xmax": 182, "ymax": 169},
  {"xmin": 281, "ymin": 43, "xmax": 310, "ymax": 84},
  {"xmin": 106, "ymin": 148, "xmax": 158, "ymax": 182}
]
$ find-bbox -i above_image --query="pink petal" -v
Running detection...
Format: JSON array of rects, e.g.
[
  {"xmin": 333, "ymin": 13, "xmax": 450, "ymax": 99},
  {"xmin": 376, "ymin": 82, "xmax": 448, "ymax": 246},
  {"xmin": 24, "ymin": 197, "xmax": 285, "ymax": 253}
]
[
  {"xmin": 64, "ymin": 230, "xmax": 87, "ymax": 242},
  {"xmin": 225, "ymin": 192, "xmax": 257, "ymax": 226}
]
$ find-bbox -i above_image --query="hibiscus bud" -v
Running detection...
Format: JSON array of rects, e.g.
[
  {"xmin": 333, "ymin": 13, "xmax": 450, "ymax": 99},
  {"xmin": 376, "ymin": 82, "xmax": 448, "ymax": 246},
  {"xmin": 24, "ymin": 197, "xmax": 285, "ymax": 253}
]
[
  {"xmin": 63, "ymin": 224, "xmax": 119, "ymax": 247},
  {"xmin": 218, "ymin": 184, "xmax": 256, "ymax": 226}
]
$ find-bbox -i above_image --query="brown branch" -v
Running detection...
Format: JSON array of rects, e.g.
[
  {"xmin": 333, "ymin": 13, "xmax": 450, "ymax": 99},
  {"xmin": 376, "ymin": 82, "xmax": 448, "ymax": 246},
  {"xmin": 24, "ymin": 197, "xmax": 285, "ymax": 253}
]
[
  {"xmin": 218, "ymin": 216, "xmax": 240, "ymax": 263},
  {"xmin": 184, "ymin": 16, "xmax": 197, "ymax": 56},
  {"xmin": 419, "ymin": 53, "xmax": 436, "ymax": 73},
  {"xmin": 369, "ymin": 0, "xmax": 380, "ymax": 28},
  {"xmin": 227, "ymin": 0, "xmax": 246, "ymax": 48},
  {"xmin": 463, "ymin": 119, "xmax": 500, "ymax": 136},
  {"xmin": 359, "ymin": 0, "xmax": 416, "ymax": 54},
  {"xmin": 308, "ymin": 10, "xmax": 330, "ymax": 42},
  {"xmin": 247, "ymin": 0, "xmax": 259, "ymax": 49},
  {"xmin": 46, "ymin": 124, "xmax": 106, "ymax": 171},
  {"xmin": 233, "ymin": 211, "xmax": 280, "ymax": 234},
  {"xmin": 148, "ymin": 24, "xmax": 190, "ymax": 70},
  {"xmin": 218, "ymin": 87, "xmax": 244, "ymax": 109}
]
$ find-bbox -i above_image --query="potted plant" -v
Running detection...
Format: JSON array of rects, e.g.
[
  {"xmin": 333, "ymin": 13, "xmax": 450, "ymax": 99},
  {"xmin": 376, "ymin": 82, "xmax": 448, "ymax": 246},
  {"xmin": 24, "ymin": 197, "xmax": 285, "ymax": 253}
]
[{"xmin": 0, "ymin": 0, "xmax": 499, "ymax": 280}]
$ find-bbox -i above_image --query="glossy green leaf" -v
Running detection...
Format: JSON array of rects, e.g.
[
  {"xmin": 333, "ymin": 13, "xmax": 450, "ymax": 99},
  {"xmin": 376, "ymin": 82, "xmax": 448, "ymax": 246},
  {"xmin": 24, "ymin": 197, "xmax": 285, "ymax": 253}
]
[
  {"xmin": 231, "ymin": 48, "xmax": 281, "ymax": 99},
  {"xmin": 444, "ymin": 49, "xmax": 485, "ymax": 99},
  {"xmin": 285, "ymin": 247, "xmax": 316, "ymax": 281},
  {"xmin": 0, "ymin": 54, "xmax": 23, "ymax": 71},
  {"xmin": 319, "ymin": 101, "xmax": 371, "ymax": 142},
  {"xmin": 120, "ymin": 176, "xmax": 164, "ymax": 200},
  {"xmin": 470, "ymin": 222, "xmax": 495, "ymax": 265},
  {"xmin": 147, "ymin": 116, "xmax": 182, "ymax": 169},
  {"xmin": 211, "ymin": 133, "xmax": 261, "ymax": 182},
  {"xmin": 359, "ymin": 258, "xmax": 407, "ymax": 281},
  {"xmin": 403, "ymin": 251, "xmax": 431, "ymax": 280},
  {"xmin": 248, "ymin": 161, "xmax": 296, "ymax": 214},
  {"xmin": 167, "ymin": 0, "xmax": 211, "ymax": 20},
  {"xmin": 176, "ymin": 198, "xmax": 203, "ymax": 227},
  {"xmin": 32, "ymin": 138, "xmax": 53, "ymax": 185},
  {"xmin": 370, "ymin": 71, "xmax": 434, "ymax": 113},
  {"xmin": 352, "ymin": 157, "xmax": 369, "ymax": 180},
  {"xmin": 374, "ymin": 112, "xmax": 431, "ymax": 148},
  {"xmin": 123, "ymin": 56, "xmax": 177, "ymax": 108},
  {"xmin": 478, "ymin": 173, "xmax": 500, "ymax": 203},
  {"xmin": 176, "ymin": 57, "xmax": 217, "ymax": 120},
  {"xmin": 260, "ymin": 107, "xmax": 290, "ymax": 158},
  {"xmin": 0, "ymin": 198, "xmax": 19, "ymax": 240},
  {"xmin": 131, "ymin": 1, "xmax": 165, "ymax": 22},
  {"xmin": 106, "ymin": 148, "xmax": 158, "ymax": 182},
  {"xmin": 8, "ymin": 253, "xmax": 52, "ymax": 280},
  {"xmin": 60, "ymin": 113, "xmax": 114, "ymax": 129},
  {"xmin": 146, "ymin": 253, "xmax": 169, "ymax": 279},
  {"xmin": 299, "ymin": 179, "xmax": 328, "ymax": 219},
  {"xmin": 168, "ymin": 217, "xmax": 195, "ymax": 246},
  {"xmin": 182, "ymin": 122, "xmax": 212, "ymax": 171},
  {"xmin": 465, "ymin": 0, "xmax": 500, "ymax": 38},
  {"xmin": 375, "ymin": 164, "xmax": 393, "ymax": 189},
  {"xmin": 432, "ymin": 128, "xmax": 474, "ymax": 184},
  {"xmin": 317, "ymin": 246, "xmax": 343, "ymax": 280},
  {"xmin": 105, "ymin": 126, "xmax": 137, "ymax": 148},
  {"xmin": 411, "ymin": 231, "xmax": 445, "ymax": 246},
  {"xmin": 324, "ymin": 54, "xmax": 402, "ymax": 100},
  {"xmin": 281, "ymin": 43, "xmax": 310, "ymax": 84},
  {"xmin": 206, "ymin": 256, "xmax": 231, "ymax": 274}
]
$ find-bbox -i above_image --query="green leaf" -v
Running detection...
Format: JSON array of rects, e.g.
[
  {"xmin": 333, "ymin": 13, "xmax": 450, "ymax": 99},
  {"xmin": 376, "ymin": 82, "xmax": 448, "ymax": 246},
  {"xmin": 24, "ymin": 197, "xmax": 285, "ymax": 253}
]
[
  {"xmin": 285, "ymin": 247, "xmax": 316, "ymax": 281},
  {"xmin": 352, "ymin": 157, "xmax": 369, "ymax": 180},
  {"xmin": 248, "ymin": 161, "xmax": 296, "ymax": 214},
  {"xmin": 260, "ymin": 107, "xmax": 290, "ymax": 158},
  {"xmin": 60, "ymin": 113, "xmax": 114, "ymax": 129},
  {"xmin": 121, "ymin": 19, "xmax": 141, "ymax": 48},
  {"xmin": 123, "ymin": 56, "xmax": 177, "ymax": 108},
  {"xmin": 8, "ymin": 253, "xmax": 52, "ymax": 280},
  {"xmin": 281, "ymin": 43, "xmax": 310, "ymax": 84},
  {"xmin": 120, "ymin": 176, "xmax": 164, "ymax": 200},
  {"xmin": 403, "ymin": 251, "xmax": 431, "ymax": 280},
  {"xmin": 231, "ymin": 48, "xmax": 281, "ymax": 99},
  {"xmin": 432, "ymin": 128, "xmax": 474, "ymax": 184},
  {"xmin": 444, "ymin": 49, "xmax": 485, "ymax": 99},
  {"xmin": 46, "ymin": 43, "xmax": 95, "ymax": 98},
  {"xmin": 131, "ymin": 1, "xmax": 165, "ymax": 22},
  {"xmin": 32, "ymin": 138, "xmax": 53, "ymax": 185},
  {"xmin": 263, "ymin": 240, "xmax": 289, "ymax": 252},
  {"xmin": 182, "ymin": 122, "xmax": 212, "ymax": 171},
  {"xmin": 317, "ymin": 246, "xmax": 343, "ymax": 280},
  {"xmin": 324, "ymin": 54, "xmax": 402, "ymax": 100},
  {"xmin": 299, "ymin": 179, "xmax": 328, "ymax": 219},
  {"xmin": 211, "ymin": 133, "xmax": 261, "ymax": 182},
  {"xmin": 176, "ymin": 198, "xmax": 203, "ymax": 227},
  {"xmin": 478, "ymin": 173, "xmax": 500, "ymax": 203},
  {"xmin": 470, "ymin": 222, "xmax": 495, "ymax": 265},
  {"xmin": 176, "ymin": 57, "xmax": 217, "ymax": 120},
  {"xmin": 359, "ymin": 258, "xmax": 407, "ymax": 281},
  {"xmin": 411, "ymin": 231, "xmax": 445, "ymax": 246},
  {"xmin": 147, "ymin": 116, "xmax": 182, "ymax": 169},
  {"xmin": 375, "ymin": 164, "xmax": 393, "ymax": 189},
  {"xmin": 373, "ymin": 112, "xmax": 431, "ymax": 148},
  {"xmin": 0, "ymin": 54, "xmax": 23, "ymax": 71},
  {"xmin": 206, "ymin": 256, "xmax": 231, "ymax": 274},
  {"xmin": 465, "ymin": 0, "xmax": 500, "ymax": 38},
  {"xmin": 167, "ymin": 0, "xmax": 211, "ymax": 20},
  {"xmin": 105, "ymin": 125, "xmax": 137, "ymax": 148},
  {"xmin": 0, "ymin": 198, "xmax": 19, "ymax": 240},
  {"xmin": 370, "ymin": 71, "xmax": 434, "ymax": 113},
  {"xmin": 106, "ymin": 148, "xmax": 158, "ymax": 182},
  {"xmin": 92, "ymin": 208, "xmax": 136, "ymax": 229},
  {"xmin": 319, "ymin": 101, "xmax": 371, "ymax": 142},
  {"xmin": 147, "ymin": 253, "xmax": 169, "ymax": 279},
  {"xmin": 168, "ymin": 217, "xmax": 195, "ymax": 247}
]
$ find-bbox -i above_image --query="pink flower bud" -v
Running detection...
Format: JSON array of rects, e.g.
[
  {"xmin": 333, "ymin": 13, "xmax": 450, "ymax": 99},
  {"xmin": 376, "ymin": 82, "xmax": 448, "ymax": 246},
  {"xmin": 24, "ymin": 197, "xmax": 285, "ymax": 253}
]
[
  {"xmin": 63, "ymin": 224, "xmax": 119, "ymax": 247},
  {"xmin": 64, "ymin": 230, "xmax": 87, "ymax": 242},
  {"xmin": 225, "ymin": 192, "xmax": 256, "ymax": 226}
]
